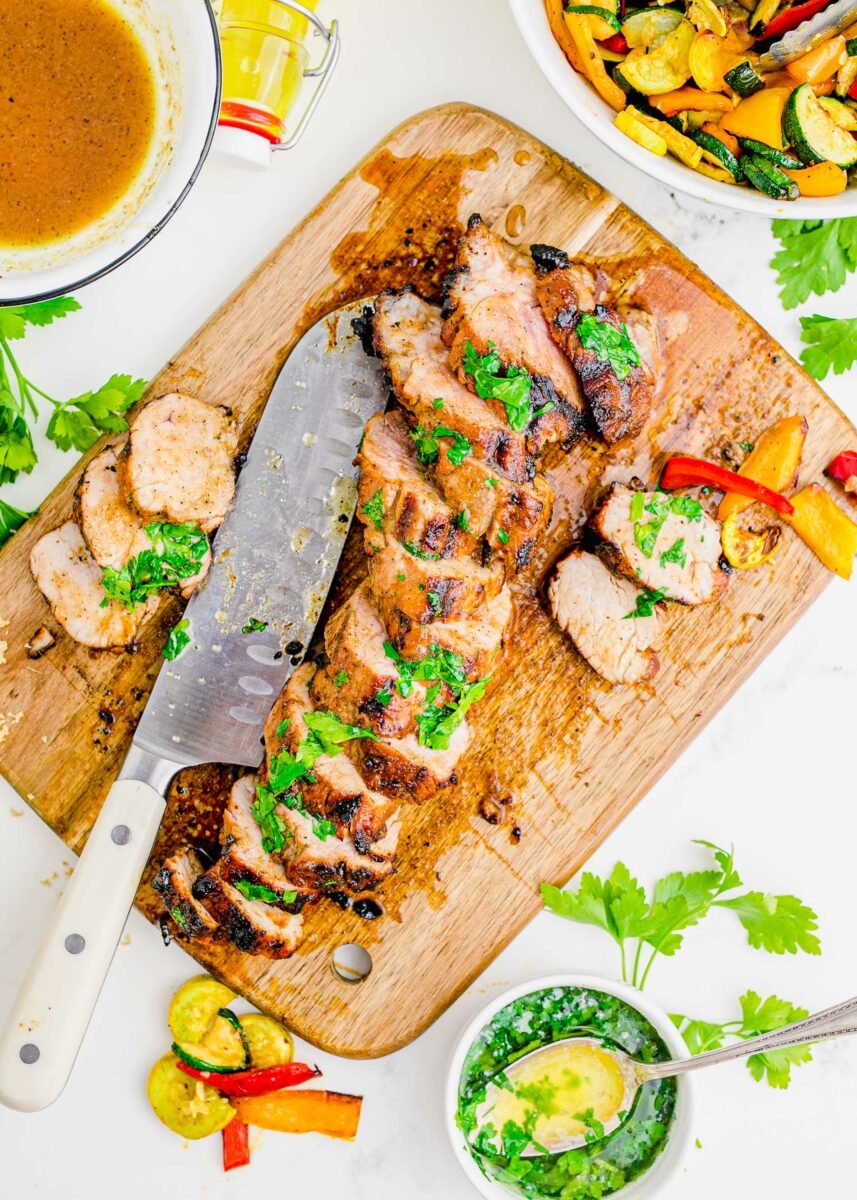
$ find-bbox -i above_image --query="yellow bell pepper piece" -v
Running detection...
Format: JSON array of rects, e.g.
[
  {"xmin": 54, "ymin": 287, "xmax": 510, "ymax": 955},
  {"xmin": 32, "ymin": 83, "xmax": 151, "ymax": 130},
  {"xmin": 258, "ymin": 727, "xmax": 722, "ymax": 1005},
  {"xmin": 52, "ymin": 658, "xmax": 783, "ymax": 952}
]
[
  {"xmin": 650, "ymin": 87, "xmax": 734, "ymax": 114},
  {"xmin": 784, "ymin": 160, "xmax": 848, "ymax": 196},
  {"xmin": 719, "ymin": 86, "xmax": 792, "ymax": 150},
  {"xmin": 546, "ymin": 0, "xmax": 586, "ymax": 71},
  {"xmin": 787, "ymin": 35, "xmax": 848, "ymax": 84},
  {"xmin": 720, "ymin": 513, "xmax": 781, "ymax": 570},
  {"xmin": 786, "ymin": 484, "xmax": 857, "ymax": 580},
  {"xmin": 565, "ymin": 12, "xmax": 627, "ymax": 111},
  {"xmin": 626, "ymin": 105, "xmax": 703, "ymax": 166},
  {"xmin": 718, "ymin": 415, "xmax": 808, "ymax": 522},
  {"xmin": 615, "ymin": 109, "xmax": 669, "ymax": 154}
]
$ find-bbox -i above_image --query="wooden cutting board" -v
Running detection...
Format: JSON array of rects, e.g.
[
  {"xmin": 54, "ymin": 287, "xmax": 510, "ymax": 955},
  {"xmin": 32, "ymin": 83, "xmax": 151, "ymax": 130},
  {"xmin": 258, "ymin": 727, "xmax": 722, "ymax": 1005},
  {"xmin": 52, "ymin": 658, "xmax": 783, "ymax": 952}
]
[{"xmin": 1, "ymin": 104, "xmax": 852, "ymax": 1057}]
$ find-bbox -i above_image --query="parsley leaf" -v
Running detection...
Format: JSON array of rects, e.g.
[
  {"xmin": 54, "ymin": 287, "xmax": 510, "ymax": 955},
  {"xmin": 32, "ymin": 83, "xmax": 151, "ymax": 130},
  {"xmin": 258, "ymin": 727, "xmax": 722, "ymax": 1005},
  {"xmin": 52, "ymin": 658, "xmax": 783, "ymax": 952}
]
[
  {"xmin": 717, "ymin": 892, "xmax": 820, "ymax": 955},
  {"xmin": 46, "ymin": 374, "xmax": 147, "ymax": 453},
  {"xmin": 0, "ymin": 495, "xmax": 33, "ymax": 548},
  {"xmin": 252, "ymin": 783, "xmax": 290, "ymax": 853},
  {"xmin": 403, "ymin": 540, "xmax": 440, "ymax": 560},
  {"xmin": 332, "ymin": 669, "xmax": 349, "ymax": 687},
  {"xmin": 462, "ymin": 340, "xmax": 533, "ymax": 432},
  {"xmin": 170, "ymin": 906, "xmax": 188, "ymax": 932},
  {"xmin": 496, "ymin": 529, "xmax": 509, "ymax": 546},
  {"xmin": 623, "ymin": 586, "xmax": 666, "ymax": 620},
  {"xmin": 660, "ymin": 538, "xmax": 686, "ymax": 569},
  {"xmin": 302, "ymin": 709, "xmax": 377, "ymax": 757},
  {"xmin": 770, "ymin": 218, "xmax": 857, "ymax": 310},
  {"xmin": 241, "ymin": 617, "xmax": 268, "ymax": 634},
  {"xmin": 101, "ymin": 522, "xmax": 208, "ymax": 610},
  {"xmin": 163, "ymin": 618, "xmax": 191, "ymax": 660},
  {"xmin": 456, "ymin": 508, "xmax": 471, "ymax": 533},
  {"xmin": 361, "ymin": 487, "xmax": 385, "ymax": 531},
  {"xmin": 384, "ymin": 640, "xmax": 491, "ymax": 747},
  {"xmin": 233, "ymin": 879, "xmax": 298, "ymax": 904},
  {"xmin": 0, "ymin": 403, "xmax": 37, "ymax": 484},
  {"xmin": 576, "ymin": 313, "xmax": 641, "ymax": 381},
  {"xmin": 799, "ymin": 314, "xmax": 857, "ymax": 380}
]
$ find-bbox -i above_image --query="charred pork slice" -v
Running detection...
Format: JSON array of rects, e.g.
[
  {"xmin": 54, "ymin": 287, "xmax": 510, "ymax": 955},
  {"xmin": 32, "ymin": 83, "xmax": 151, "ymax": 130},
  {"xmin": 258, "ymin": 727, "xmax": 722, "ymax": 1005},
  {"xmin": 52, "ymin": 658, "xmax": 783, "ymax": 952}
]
[
  {"xmin": 193, "ymin": 863, "xmax": 303, "ymax": 959},
  {"xmin": 121, "ymin": 393, "xmax": 237, "ymax": 532},
  {"xmin": 346, "ymin": 719, "xmax": 469, "ymax": 804},
  {"xmin": 219, "ymin": 776, "xmax": 315, "ymax": 913},
  {"xmin": 312, "ymin": 581, "xmax": 428, "ymax": 738},
  {"xmin": 276, "ymin": 802, "xmax": 399, "ymax": 893},
  {"xmin": 76, "ymin": 442, "xmax": 210, "ymax": 598},
  {"xmin": 590, "ymin": 483, "xmax": 729, "ymax": 606},
  {"xmin": 152, "ymin": 849, "xmax": 219, "ymax": 939},
  {"xmin": 267, "ymin": 664, "xmax": 399, "ymax": 849},
  {"xmin": 549, "ymin": 549, "xmax": 662, "ymax": 685},
  {"xmin": 367, "ymin": 535, "xmax": 505, "ymax": 638},
  {"xmin": 356, "ymin": 410, "xmax": 458, "ymax": 557},
  {"xmin": 385, "ymin": 583, "xmax": 513, "ymax": 679},
  {"xmin": 532, "ymin": 244, "xmax": 657, "ymax": 446},
  {"xmin": 30, "ymin": 521, "xmax": 158, "ymax": 649},
  {"xmin": 372, "ymin": 290, "xmax": 530, "ymax": 483},
  {"xmin": 441, "ymin": 215, "xmax": 586, "ymax": 452}
]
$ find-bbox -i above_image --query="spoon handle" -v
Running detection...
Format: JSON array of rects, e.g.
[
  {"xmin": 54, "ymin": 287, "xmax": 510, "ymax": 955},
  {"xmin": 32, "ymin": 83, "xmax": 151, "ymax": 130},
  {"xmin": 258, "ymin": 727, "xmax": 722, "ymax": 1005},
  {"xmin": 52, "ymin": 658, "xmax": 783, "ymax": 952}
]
[{"xmin": 644, "ymin": 994, "xmax": 857, "ymax": 1080}]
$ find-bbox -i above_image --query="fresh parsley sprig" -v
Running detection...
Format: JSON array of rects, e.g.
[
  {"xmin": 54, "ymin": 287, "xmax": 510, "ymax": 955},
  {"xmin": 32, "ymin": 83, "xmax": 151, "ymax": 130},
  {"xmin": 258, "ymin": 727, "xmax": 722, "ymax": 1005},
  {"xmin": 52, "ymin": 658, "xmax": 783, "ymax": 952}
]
[
  {"xmin": 770, "ymin": 218, "xmax": 857, "ymax": 311},
  {"xmin": 799, "ymin": 315, "xmax": 857, "ymax": 381}
]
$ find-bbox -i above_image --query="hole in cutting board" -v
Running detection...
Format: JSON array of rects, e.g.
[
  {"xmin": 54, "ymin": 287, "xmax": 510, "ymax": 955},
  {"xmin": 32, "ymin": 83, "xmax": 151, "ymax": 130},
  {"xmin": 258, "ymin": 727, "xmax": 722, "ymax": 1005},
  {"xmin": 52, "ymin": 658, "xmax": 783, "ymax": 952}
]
[{"xmin": 331, "ymin": 943, "xmax": 372, "ymax": 984}]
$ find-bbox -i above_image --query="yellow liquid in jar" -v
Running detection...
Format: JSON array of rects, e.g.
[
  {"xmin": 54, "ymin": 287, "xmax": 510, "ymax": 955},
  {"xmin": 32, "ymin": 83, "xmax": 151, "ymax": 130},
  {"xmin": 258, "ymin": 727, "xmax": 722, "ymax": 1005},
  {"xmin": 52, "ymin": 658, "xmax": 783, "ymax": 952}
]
[
  {"xmin": 481, "ymin": 1042, "xmax": 626, "ymax": 1149},
  {"xmin": 218, "ymin": 0, "xmax": 318, "ymax": 141}
]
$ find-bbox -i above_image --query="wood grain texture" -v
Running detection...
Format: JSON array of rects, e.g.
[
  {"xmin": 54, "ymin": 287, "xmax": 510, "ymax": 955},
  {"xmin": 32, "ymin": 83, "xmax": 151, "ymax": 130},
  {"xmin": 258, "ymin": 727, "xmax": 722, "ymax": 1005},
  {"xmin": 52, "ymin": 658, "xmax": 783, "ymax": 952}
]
[{"xmin": 1, "ymin": 104, "xmax": 853, "ymax": 1057}]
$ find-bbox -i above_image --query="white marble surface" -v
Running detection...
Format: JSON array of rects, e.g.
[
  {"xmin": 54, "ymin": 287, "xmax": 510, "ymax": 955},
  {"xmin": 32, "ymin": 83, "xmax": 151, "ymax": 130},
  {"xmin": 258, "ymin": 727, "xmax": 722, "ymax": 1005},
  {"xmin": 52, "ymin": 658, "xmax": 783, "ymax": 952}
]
[{"xmin": 2, "ymin": 1, "xmax": 856, "ymax": 1196}]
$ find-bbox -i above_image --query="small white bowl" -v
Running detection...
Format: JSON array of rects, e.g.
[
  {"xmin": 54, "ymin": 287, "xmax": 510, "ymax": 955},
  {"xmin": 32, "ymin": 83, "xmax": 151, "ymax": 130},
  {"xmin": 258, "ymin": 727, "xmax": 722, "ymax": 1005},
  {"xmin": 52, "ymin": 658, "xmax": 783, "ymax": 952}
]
[
  {"xmin": 507, "ymin": 0, "xmax": 857, "ymax": 218},
  {"xmin": 445, "ymin": 973, "xmax": 694, "ymax": 1200}
]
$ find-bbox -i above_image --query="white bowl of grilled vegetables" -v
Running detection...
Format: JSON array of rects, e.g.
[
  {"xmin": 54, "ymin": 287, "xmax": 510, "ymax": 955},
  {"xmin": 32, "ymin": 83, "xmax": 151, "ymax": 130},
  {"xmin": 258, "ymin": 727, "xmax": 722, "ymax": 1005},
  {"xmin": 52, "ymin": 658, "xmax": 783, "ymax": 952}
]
[{"xmin": 509, "ymin": 0, "xmax": 857, "ymax": 214}]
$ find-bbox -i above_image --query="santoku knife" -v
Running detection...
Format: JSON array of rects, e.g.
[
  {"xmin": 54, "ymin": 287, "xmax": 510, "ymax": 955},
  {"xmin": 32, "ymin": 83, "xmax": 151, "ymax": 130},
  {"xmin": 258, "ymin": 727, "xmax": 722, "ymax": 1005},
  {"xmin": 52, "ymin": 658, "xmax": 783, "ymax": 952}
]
[{"xmin": 0, "ymin": 300, "xmax": 385, "ymax": 1112}]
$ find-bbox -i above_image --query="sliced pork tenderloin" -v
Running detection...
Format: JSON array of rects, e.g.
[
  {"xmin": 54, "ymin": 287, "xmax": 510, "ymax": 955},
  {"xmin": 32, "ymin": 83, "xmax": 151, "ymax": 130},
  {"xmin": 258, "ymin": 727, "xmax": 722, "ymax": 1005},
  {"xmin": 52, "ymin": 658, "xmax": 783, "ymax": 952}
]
[
  {"xmin": 275, "ymin": 801, "xmax": 400, "ymax": 893},
  {"xmin": 384, "ymin": 584, "xmax": 512, "ymax": 678},
  {"xmin": 589, "ymin": 483, "xmax": 730, "ymax": 606},
  {"xmin": 193, "ymin": 863, "xmax": 304, "ymax": 958},
  {"xmin": 548, "ymin": 549, "xmax": 662, "ymax": 685},
  {"xmin": 346, "ymin": 721, "xmax": 469, "ymax": 803},
  {"xmin": 151, "ymin": 849, "xmax": 219, "ymax": 939}
]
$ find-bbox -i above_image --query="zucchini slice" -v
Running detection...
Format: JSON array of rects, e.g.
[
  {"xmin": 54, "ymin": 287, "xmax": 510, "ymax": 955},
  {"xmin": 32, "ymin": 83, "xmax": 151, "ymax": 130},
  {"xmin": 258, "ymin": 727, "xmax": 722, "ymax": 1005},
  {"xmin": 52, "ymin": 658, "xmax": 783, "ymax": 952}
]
[
  {"xmin": 724, "ymin": 60, "xmax": 765, "ymax": 97},
  {"xmin": 173, "ymin": 1008, "xmax": 251, "ymax": 1074},
  {"xmin": 819, "ymin": 94, "xmax": 857, "ymax": 131},
  {"xmin": 691, "ymin": 129, "xmax": 744, "ymax": 177},
  {"xmin": 620, "ymin": 19, "xmax": 695, "ymax": 94},
  {"xmin": 240, "ymin": 1014, "xmax": 295, "ymax": 1069},
  {"xmin": 621, "ymin": 6, "xmax": 683, "ymax": 47},
  {"xmin": 168, "ymin": 975, "xmax": 237, "ymax": 1044},
  {"xmin": 847, "ymin": 37, "xmax": 857, "ymax": 55},
  {"xmin": 147, "ymin": 1054, "xmax": 236, "ymax": 1140},
  {"xmin": 737, "ymin": 137, "xmax": 803, "ymax": 167},
  {"xmin": 742, "ymin": 153, "xmax": 799, "ymax": 199},
  {"xmin": 748, "ymin": 0, "xmax": 778, "ymax": 31},
  {"xmin": 783, "ymin": 82, "xmax": 857, "ymax": 168},
  {"xmin": 564, "ymin": 3, "xmax": 622, "ymax": 34}
]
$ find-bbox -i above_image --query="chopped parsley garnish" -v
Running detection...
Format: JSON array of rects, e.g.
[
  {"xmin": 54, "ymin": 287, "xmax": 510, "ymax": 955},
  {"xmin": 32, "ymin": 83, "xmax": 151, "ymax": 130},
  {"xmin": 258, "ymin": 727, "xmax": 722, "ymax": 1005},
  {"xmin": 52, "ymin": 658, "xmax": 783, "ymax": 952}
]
[
  {"xmin": 623, "ymin": 586, "xmax": 666, "ymax": 620},
  {"xmin": 403, "ymin": 540, "xmax": 440, "ymax": 560},
  {"xmin": 396, "ymin": 573, "xmax": 406, "ymax": 582},
  {"xmin": 531, "ymin": 401, "xmax": 556, "ymax": 420},
  {"xmin": 170, "ymin": 907, "xmax": 188, "ymax": 932},
  {"xmin": 433, "ymin": 397, "xmax": 444, "ymax": 409},
  {"xmin": 252, "ymin": 783, "xmax": 291, "ymax": 853},
  {"xmin": 427, "ymin": 590, "xmax": 442, "ymax": 615},
  {"xmin": 456, "ymin": 508, "xmax": 471, "ymax": 532},
  {"xmin": 374, "ymin": 686, "xmax": 393, "ymax": 707},
  {"xmin": 101, "ymin": 521, "xmax": 207, "ymax": 610},
  {"xmin": 576, "ymin": 313, "xmax": 641, "ymax": 381},
  {"xmin": 668, "ymin": 495, "xmax": 703, "ymax": 521},
  {"xmin": 163, "ymin": 618, "xmax": 190, "ymax": 661},
  {"xmin": 659, "ymin": 538, "xmax": 686, "ymax": 569},
  {"xmin": 409, "ymin": 424, "xmax": 471, "ymax": 468},
  {"xmin": 574, "ymin": 1108, "xmax": 606, "ymax": 1145},
  {"xmin": 242, "ymin": 617, "xmax": 268, "ymax": 634},
  {"xmin": 738, "ymin": 441, "xmax": 755, "ymax": 454},
  {"xmin": 462, "ymin": 340, "xmax": 532, "ymax": 433},
  {"xmin": 276, "ymin": 718, "xmax": 290, "ymax": 739},
  {"xmin": 484, "ymin": 476, "xmax": 498, "ymax": 488},
  {"xmin": 496, "ymin": 529, "xmax": 509, "ymax": 546},
  {"xmin": 384, "ymin": 641, "xmax": 491, "ymax": 750},
  {"xmin": 361, "ymin": 488, "xmax": 385, "ymax": 531},
  {"xmin": 332, "ymin": 669, "xmax": 349, "ymax": 688},
  {"xmin": 234, "ymin": 879, "xmax": 298, "ymax": 905}
]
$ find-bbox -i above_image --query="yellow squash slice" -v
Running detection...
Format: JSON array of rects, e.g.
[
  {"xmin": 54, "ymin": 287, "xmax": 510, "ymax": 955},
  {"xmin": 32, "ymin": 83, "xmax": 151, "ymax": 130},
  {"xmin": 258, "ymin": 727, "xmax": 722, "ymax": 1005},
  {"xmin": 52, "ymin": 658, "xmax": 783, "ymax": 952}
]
[{"xmin": 620, "ymin": 18, "xmax": 696, "ymax": 94}]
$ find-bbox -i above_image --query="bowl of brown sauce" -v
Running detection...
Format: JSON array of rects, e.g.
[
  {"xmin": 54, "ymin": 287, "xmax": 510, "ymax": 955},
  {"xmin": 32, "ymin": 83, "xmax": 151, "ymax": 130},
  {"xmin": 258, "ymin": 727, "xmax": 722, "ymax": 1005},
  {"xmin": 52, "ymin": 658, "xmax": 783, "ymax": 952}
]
[{"xmin": 0, "ymin": 0, "xmax": 221, "ymax": 302}]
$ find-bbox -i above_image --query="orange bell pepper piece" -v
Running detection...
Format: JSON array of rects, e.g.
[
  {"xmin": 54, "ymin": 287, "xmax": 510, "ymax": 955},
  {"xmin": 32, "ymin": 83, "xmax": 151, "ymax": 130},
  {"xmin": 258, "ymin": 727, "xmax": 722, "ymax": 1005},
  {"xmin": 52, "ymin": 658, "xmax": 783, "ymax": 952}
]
[
  {"xmin": 784, "ymin": 161, "xmax": 848, "ymax": 196},
  {"xmin": 235, "ymin": 1090, "xmax": 363, "ymax": 1140},
  {"xmin": 719, "ymin": 87, "xmax": 792, "ymax": 149},
  {"xmin": 650, "ymin": 88, "xmax": 734, "ymax": 114},
  {"xmin": 786, "ymin": 35, "xmax": 847, "ymax": 83},
  {"xmin": 565, "ymin": 11, "xmax": 627, "ymax": 111},
  {"xmin": 786, "ymin": 483, "xmax": 857, "ymax": 580},
  {"xmin": 546, "ymin": 0, "xmax": 586, "ymax": 71},
  {"xmin": 719, "ymin": 415, "xmax": 807, "ymax": 522},
  {"xmin": 700, "ymin": 121, "xmax": 741, "ymax": 156}
]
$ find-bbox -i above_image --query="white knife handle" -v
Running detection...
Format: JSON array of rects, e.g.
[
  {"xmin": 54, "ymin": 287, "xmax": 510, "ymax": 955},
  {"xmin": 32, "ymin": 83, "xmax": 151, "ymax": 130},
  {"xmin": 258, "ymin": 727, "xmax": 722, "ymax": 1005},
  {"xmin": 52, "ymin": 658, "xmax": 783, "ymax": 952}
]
[{"xmin": 0, "ymin": 779, "xmax": 165, "ymax": 1112}]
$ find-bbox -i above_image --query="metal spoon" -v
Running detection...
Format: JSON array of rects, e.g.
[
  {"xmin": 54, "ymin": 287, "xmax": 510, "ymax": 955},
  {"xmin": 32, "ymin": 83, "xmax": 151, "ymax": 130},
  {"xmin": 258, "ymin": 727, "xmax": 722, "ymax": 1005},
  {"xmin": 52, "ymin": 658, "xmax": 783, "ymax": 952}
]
[{"xmin": 477, "ymin": 993, "xmax": 857, "ymax": 1156}]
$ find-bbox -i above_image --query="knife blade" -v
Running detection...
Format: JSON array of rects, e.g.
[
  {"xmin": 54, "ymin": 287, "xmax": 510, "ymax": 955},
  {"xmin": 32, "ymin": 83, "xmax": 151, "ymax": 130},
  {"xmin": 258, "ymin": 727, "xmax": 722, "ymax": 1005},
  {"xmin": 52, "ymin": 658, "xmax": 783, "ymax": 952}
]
[{"xmin": 0, "ymin": 298, "xmax": 385, "ymax": 1113}]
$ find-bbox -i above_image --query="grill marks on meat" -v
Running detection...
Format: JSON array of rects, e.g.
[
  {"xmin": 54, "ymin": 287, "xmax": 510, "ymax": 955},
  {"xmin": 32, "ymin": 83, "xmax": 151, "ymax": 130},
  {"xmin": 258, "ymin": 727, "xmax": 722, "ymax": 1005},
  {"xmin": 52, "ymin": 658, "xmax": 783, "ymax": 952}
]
[
  {"xmin": 347, "ymin": 720, "xmax": 468, "ymax": 803},
  {"xmin": 442, "ymin": 214, "xmax": 586, "ymax": 452},
  {"xmin": 383, "ymin": 583, "xmax": 512, "ymax": 679},
  {"xmin": 193, "ymin": 863, "xmax": 304, "ymax": 959},
  {"xmin": 29, "ymin": 521, "xmax": 158, "ymax": 649},
  {"xmin": 121, "ymin": 393, "xmax": 237, "ymax": 533},
  {"xmin": 590, "ymin": 483, "xmax": 730, "ymax": 606},
  {"xmin": 219, "ymin": 776, "xmax": 315, "ymax": 913},
  {"xmin": 356, "ymin": 411, "xmax": 458, "ymax": 557},
  {"xmin": 549, "ymin": 549, "xmax": 662, "ymax": 685},
  {"xmin": 152, "ymin": 849, "xmax": 219, "ymax": 940},
  {"xmin": 532, "ymin": 243, "xmax": 659, "ymax": 446}
]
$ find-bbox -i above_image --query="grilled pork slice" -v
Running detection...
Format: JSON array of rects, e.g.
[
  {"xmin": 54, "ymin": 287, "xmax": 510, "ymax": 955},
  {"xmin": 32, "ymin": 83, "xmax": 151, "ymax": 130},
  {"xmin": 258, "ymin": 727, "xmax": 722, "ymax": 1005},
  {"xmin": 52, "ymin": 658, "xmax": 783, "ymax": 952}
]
[
  {"xmin": 590, "ymin": 483, "xmax": 730, "ymax": 606},
  {"xmin": 30, "ymin": 521, "xmax": 158, "ymax": 649},
  {"xmin": 151, "ymin": 849, "xmax": 219, "ymax": 939},
  {"xmin": 441, "ymin": 215, "xmax": 586, "ymax": 453},
  {"xmin": 219, "ymin": 776, "xmax": 315, "ymax": 913},
  {"xmin": 532, "ymin": 244, "xmax": 658, "ymax": 446},
  {"xmin": 122, "ymin": 393, "xmax": 236, "ymax": 532},
  {"xmin": 193, "ymin": 863, "xmax": 303, "ymax": 959},
  {"xmin": 549, "ymin": 549, "xmax": 662, "ymax": 685},
  {"xmin": 75, "ymin": 443, "xmax": 210, "ymax": 599},
  {"xmin": 346, "ymin": 720, "xmax": 469, "ymax": 803},
  {"xmin": 267, "ymin": 664, "xmax": 399, "ymax": 849},
  {"xmin": 367, "ymin": 535, "xmax": 505, "ymax": 636},
  {"xmin": 385, "ymin": 584, "xmax": 512, "ymax": 678},
  {"xmin": 277, "ymin": 802, "xmax": 400, "ymax": 892},
  {"xmin": 372, "ymin": 290, "xmax": 530, "ymax": 483},
  {"xmin": 356, "ymin": 410, "xmax": 458, "ymax": 557},
  {"xmin": 313, "ymin": 582, "xmax": 428, "ymax": 738}
]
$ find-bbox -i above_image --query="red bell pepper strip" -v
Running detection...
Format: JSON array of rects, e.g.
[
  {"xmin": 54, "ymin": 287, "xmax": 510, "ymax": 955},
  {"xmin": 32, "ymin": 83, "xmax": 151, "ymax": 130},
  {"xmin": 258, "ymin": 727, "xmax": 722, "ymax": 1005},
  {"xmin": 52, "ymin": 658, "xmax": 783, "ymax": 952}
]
[
  {"xmin": 849, "ymin": 77, "xmax": 857, "ymax": 100},
  {"xmin": 222, "ymin": 1118, "xmax": 251, "ymax": 1172},
  {"xmin": 660, "ymin": 455, "xmax": 795, "ymax": 515},
  {"xmin": 759, "ymin": 0, "xmax": 834, "ymax": 39},
  {"xmin": 600, "ymin": 31, "xmax": 629, "ymax": 52},
  {"xmin": 177, "ymin": 1060, "xmax": 322, "ymax": 1097},
  {"xmin": 826, "ymin": 450, "xmax": 857, "ymax": 490}
]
